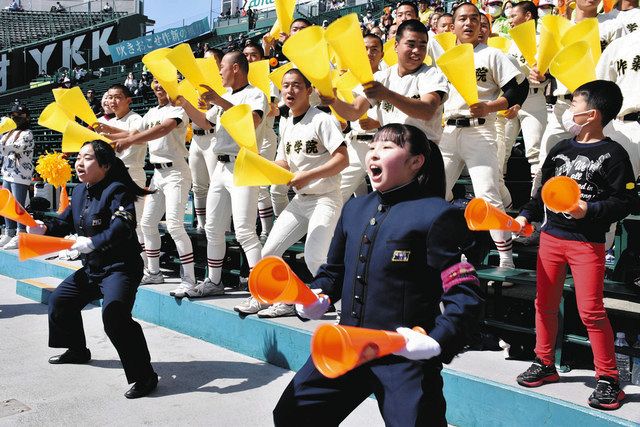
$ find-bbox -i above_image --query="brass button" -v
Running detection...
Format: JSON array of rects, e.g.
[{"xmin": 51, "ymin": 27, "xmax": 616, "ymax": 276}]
[{"xmin": 369, "ymin": 218, "xmax": 376, "ymax": 226}]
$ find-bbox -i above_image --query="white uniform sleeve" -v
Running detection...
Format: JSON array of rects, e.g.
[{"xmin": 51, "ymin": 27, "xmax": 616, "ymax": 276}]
[
  {"xmin": 419, "ymin": 66, "xmax": 449, "ymax": 103},
  {"xmin": 275, "ymin": 116, "xmax": 288, "ymax": 163},
  {"xmin": 164, "ymin": 106, "xmax": 188, "ymax": 125},
  {"xmin": 246, "ymin": 88, "xmax": 268, "ymax": 116},
  {"xmin": 491, "ymin": 50, "xmax": 522, "ymax": 88},
  {"xmin": 205, "ymin": 105, "xmax": 221, "ymax": 125},
  {"xmin": 125, "ymin": 113, "xmax": 143, "ymax": 131},
  {"xmin": 316, "ymin": 113, "xmax": 347, "ymax": 155},
  {"xmin": 596, "ymin": 40, "xmax": 617, "ymax": 81}
]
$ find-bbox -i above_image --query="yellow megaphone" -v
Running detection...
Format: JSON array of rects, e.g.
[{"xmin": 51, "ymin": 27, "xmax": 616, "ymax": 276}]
[
  {"xmin": 561, "ymin": 18, "xmax": 600, "ymax": 64},
  {"xmin": 52, "ymin": 86, "xmax": 99, "ymax": 126},
  {"xmin": 282, "ymin": 26, "xmax": 334, "ymax": 98},
  {"xmin": 434, "ymin": 32, "xmax": 456, "ymax": 52},
  {"xmin": 178, "ymin": 79, "xmax": 202, "ymax": 111},
  {"xmin": 325, "ymin": 14, "xmax": 375, "ymax": 87},
  {"xmin": 333, "ymin": 70, "xmax": 367, "ymax": 120},
  {"xmin": 267, "ymin": 19, "xmax": 282, "ymax": 42},
  {"xmin": 487, "ymin": 36, "xmax": 511, "ymax": 53},
  {"xmin": 62, "ymin": 121, "xmax": 111, "ymax": 153},
  {"xmin": 0, "ymin": 117, "xmax": 16, "ymax": 134},
  {"xmin": 166, "ymin": 43, "xmax": 211, "ymax": 96},
  {"xmin": 219, "ymin": 104, "xmax": 258, "ymax": 153},
  {"xmin": 234, "ymin": 147, "xmax": 294, "ymax": 186},
  {"xmin": 269, "ymin": 62, "xmax": 294, "ymax": 91},
  {"xmin": 274, "ymin": 0, "xmax": 296, "ymax": 37},
  {"xmin": 383, "ymin": 37, "xmax": 398, "ymax": 66},
  {"xmin": 142, "ymin": 48, "xmax": 180, "ymax": 100},
  {"xmin": 38, "ymin": 102, "xmax": 75, "ymax": 132},
  {"xmin": 248, "ymin": 60, "xmax": 272, "ymax": 98},
  {"xmin": 509, "ymin": 20, "xmax": 537, "ymax": 68},
  {"xmin": 537, "ymin": 15, "xmax": 571, "ymax": 75},
  {"xmin": 436, "ymin": 43, "xmax": 478, "ymax": 106},
  {"xmin": 195, "ymin": 57, "xmax": 226, "ymax": 95},
  {"xmin": 549, "ymin": 41, "xmax": 596, "ymax": 93}
]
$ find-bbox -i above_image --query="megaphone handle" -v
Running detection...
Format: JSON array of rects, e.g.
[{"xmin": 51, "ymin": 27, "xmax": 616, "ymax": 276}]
[{"xmin": 521, "ymin": 223, "xmax": 534, "ymax": 237}]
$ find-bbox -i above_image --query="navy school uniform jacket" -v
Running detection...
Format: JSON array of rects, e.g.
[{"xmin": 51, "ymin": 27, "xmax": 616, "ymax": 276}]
[
  {"xmin": 312, "ymin": 180, "xmax": 486, "ymax": 363},
  {"xmin": 44, "ymin": 178, "xmax": 141, "ymax": 280}
]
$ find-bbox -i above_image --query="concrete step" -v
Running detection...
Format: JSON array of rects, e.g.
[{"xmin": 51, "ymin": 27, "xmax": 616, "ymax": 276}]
[{"xmin": 4, "ymin": 249, "xmax": 639, "ymax": 426}]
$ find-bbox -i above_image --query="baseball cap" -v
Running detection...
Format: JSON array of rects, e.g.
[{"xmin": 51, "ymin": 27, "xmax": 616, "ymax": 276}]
[{"xmin": 10, "ymin": 102, "xmax": 29, "ymax": 115}]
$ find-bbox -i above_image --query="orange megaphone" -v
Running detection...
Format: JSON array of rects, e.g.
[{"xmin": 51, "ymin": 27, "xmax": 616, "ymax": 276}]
[
  {"xmin": 18, "ymin": 232, "xmax": 74, "ymax": 261},
  {"xmin": 311, "ymin": 324, "xmax": 426, "ymax": 378},
  {"xmin": 0, "ymin": 188, "xmax": 37, "ymax": 227},
  {"xmin": 541, "ymin": 176, "xmax": 581, "ymax": 213},
  {"xmin": 57, "ymin": 186, "xmax": 69, "ymax": 214},
  {"xmin": 464, "ymin": 197, "xmax": 533, "ymax": 236},
  {"xmin": 248, "ymin": 255, "xmax": 319, "ymax": 305}
]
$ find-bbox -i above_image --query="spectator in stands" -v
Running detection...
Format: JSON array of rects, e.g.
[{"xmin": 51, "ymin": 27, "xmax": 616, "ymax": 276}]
[
  {"xmin": 428, "ymin": 12, "xmax": 442, "ymax": 33},
  {"xmin": 37, "ymin": 69, "xmax": 49, "ymax": 78},
  {"xmin": 102, "ymin": 2, "xmax": 113, "ymax": 12},
  {"xmin": 434, "ymin": 13, "xmax": 454, "ymax": 33},
  {"xmin": 73, "ymin": 66, "xmax": 86, "ymax": 83},
  {"xmin": 418, "ymin": 0, "xmax": 433, "ymax": 24},
  {"xmin": 135, "ymin": 73, "xmax": 152, "ymax": 98},
  {"xmin": 98, "ymin": 92, "xmax": 114, "ymax": 121},
  {"xmin": 86, "ymin": 89, "xmax": 101, "ymax": 116},
  {"xmin": 247, "ymin": 7, "xmax": 256, "ymax": 29},
  {"xmin": 61, "ymin": 76, "xmax": 72, "ymax": 88},
  {"xmin": 124, "ymin": 72, "xmax": 137, "ymax": 93},
  {"xmin": 7, "ymin": 0, "xmax": 23, "ymax": 11},
  {"xmin": 362, "ymin": 10, "xmax": 375, "ymax": 25},
  {"xmin": 192, "ymin": 42, "xmax": 204, "ymax": 58},
  {"xmin": 0, "ymin": 102, "xmax": 34, "ymax": 250},
  {"xmin": 52, "ymin": 1, "xmax": 66, "ymax": 12}
]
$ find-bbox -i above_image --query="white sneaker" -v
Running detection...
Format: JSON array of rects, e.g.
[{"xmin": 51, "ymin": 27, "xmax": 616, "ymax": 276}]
[
  {"xmin": 185, "ymin": 278, "xmax": 224, "ymax": 298},
  {"xmin": 0, "ymin": 233, "xmax": 12, "ymax": 247},
  {"xmin": 170, "ymin": 276, "xmax": 196, "ymax": 298},
  {"xmin": 234, "ymin": 296, "xmax": 269, "ymax": 315},
  {"xmin": 488, "ymin": 260, "xmax": 516, "ymax": 288},
  {"xmin": 140, "ymin": 269, "xmax": 164, "ymax": 285},
  {"xmin": 257, "ymin": 302, "xmax": 296, "ymax": 318},
  {"xmin": 3, "ymin": 235, "xmax": 19, "ymax": 250}
]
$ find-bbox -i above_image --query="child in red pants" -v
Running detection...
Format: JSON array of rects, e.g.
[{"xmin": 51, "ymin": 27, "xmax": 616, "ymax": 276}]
[{"xmin": 515, "ymin": 80, "xmax": 639, "ymax": 410}]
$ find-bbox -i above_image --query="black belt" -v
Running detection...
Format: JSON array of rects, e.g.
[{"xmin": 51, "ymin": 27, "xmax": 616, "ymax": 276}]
[
  {"xmin": 446, "ymin": 118, "xmax": 486, "ymax": 127},
  {"xmin": 152, "ymin": 162, "xmax": 173, "ymax": 169},
  {"xmin": 356, "ymin": 134, "xmax": 374, "ymax": 141},
  {"xmin": 622, "ymin": 112, "xmax": 640, "ymax": 122},
  {"xmin": 217, "ymin": 154, "xmax": 235, "ymax": 162},
  {"xmin": 193, "ymin": 128, "xmax": 215, "ymax": 136}
]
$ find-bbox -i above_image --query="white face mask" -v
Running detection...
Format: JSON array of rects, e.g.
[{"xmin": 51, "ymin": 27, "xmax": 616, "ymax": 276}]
[
  {"xmin": 561, "ymin": 109, "xmax": 594, "ymax": 136},
  {"xmin": 538, "ymin": 8, "xmax": 552, "ymax": 17},
  {"xmin": 488, "ymin": 4, "xmax": 503, "ymax": 17}
]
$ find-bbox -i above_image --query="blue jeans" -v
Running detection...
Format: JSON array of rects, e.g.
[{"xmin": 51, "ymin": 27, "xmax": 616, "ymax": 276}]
[{"xmin": 3, "ymin": 181, "xmax": 29, "ymax": 233}]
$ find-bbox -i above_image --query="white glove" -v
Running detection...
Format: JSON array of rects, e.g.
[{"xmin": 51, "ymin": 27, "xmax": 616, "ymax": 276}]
[
  {"xmin": 393, "ymin": 327, "xmax": 442, "ymax": 361},
  {"xmin": 295, "ymin": 289, "xmax": 330, "ymax": 320},
  {"xmin": 71, "ymin": 236, "xmax": 95, "ymax": 254},
  {"xmin": 26, "ymin": 220, "xmax": 47, "ymax": 235}
]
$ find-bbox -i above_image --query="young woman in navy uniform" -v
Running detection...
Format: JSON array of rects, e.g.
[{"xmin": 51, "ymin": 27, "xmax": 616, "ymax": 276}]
[
  {"xmin": 28, "ymin": 140, "xmax": 158, "ymax": 399},
  {"xmin": 273, "ymin": 124, "xmax": 486, "ymax": 426}
]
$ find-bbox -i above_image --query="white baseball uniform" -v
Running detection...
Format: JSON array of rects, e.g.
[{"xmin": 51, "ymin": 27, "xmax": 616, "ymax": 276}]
[
  {"xmin": 263, "ymin": 106, "xmax": 346, "ymax": 275},
  {"xmin": 188, "ymin": 124, "xmax": 217, "ymax": 228},
  {"xmin": 204, "ymin": 84, "xmax": 268, "ymax": 284},
  {"xmin": 137, "ymin": 104, "xmax": 195, "ymax": 283},
  {"xmin": 440, "ymin": 43, "xmax": 522, "ymax": 266},
  {"xmin": 258, "ymin": 81, "xmax": 280, "ymax": 240}
]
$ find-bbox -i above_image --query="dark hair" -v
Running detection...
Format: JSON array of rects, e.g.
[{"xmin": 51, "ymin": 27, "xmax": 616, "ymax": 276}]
[
  {"xmin": 513, "ymin": 1, "xmax": 538, "ymax": 21},
  {"xmin": 243, "ymin": 41, "xmax": 264, "ymax": 58},
  {"xmin": 364, "ymin": 33, "xmax": 384, "ymax": 49},
  {"xmin": 206, "ymin": 47, "xmax": 224, "ymax": 63},
  {"xmin": 396, "ymin": 1, "xmax": 419, "ymax": 16},
  {"xmin": 82, "ymin": 140, "xmax": 154, "ymax": 200},
  {"xmin": 290, "ymin": 18, "xmax": 312, "ymax": 29},
  {"xmin": 372, "ymin": 124, "xmax": 445, "ymax": 198},
  {"xmin": 438, "ymin": 12, "xmax": 453, "ymax": 22},
  {"xmin": 573, "ymin": 80, "xmax": 623, "ymax": 127},
  {"xmin": 397, "ymin": 19, "xmax": 429, "ymax": 40},
  {"xmin": 108, "ymin": 83, "xmax": 133, "ymax": 98},
  {"xmin": 452, "ymin": 2, "xmax": 480, "ymax": 18},
  {"xmin": 225, "ymin": 50, "xmax": 249, "ymax": 74},
  {"xmin": 283, "ymin": 68, "xmax": 312, "ymax": 88}
]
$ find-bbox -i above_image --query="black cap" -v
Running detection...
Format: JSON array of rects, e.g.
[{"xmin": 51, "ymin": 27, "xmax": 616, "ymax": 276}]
[{"xmin": 10, "ymin": 102, "xmax": 29, "ymax": 115}]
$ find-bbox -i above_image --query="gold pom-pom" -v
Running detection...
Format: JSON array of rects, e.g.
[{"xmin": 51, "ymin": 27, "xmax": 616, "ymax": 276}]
[{"xmin": 35, "ymin": 152, "xmax": 72, "ymax": 189}]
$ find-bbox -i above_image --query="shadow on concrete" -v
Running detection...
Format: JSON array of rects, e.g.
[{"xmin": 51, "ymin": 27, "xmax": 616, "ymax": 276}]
[
  {"xmin": 262, "ymin": 330, "xmax": 291, "ymax": 370},
  {"xmin": 0, "ymin": 303, "xmax": 47, "ymax": 318},
  {"xmin": 89, "ymin": 359, "xmax": 287, "ymax": 397}
]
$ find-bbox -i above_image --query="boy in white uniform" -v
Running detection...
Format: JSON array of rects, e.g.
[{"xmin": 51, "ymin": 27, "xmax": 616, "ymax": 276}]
[
  {"xmin": 440, "ymin": 3, "xmax": 529, "ymax": 271},
  {"xmin": 177, "ymin": 51, "xmax": 268, "ymax": 297},
  {"xmin": 95, "ymin": 84, "xmax": 147, "ymax": 262},
  {"xmin": 241, "ymin": 69, "xmax": 349, "ymax": 318},
  {"xmin": 325, "ymin": 20, "xmax": 449, "ymax": 145},
  {"xmin": 111, "ymin": 79, "xmax": 195, "ymax": 296}
]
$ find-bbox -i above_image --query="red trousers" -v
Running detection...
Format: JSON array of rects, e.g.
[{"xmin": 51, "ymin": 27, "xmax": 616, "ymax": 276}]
[{"xmin": 535, "ymin": 232, "xmax": 618, "ymax": 379}]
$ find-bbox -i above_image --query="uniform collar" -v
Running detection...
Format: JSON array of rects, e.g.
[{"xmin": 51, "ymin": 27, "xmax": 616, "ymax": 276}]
[
  {"xmin": 86, "ymin": 177, "xmax": 110, "ymax": 198},
  {"xmin": 377, "ymin": 179, "xmax": 423, "ymax": 206}
]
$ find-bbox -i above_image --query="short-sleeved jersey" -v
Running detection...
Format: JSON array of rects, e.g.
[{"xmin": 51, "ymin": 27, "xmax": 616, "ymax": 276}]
[
  {"xmin": 99, "ymin": 111, "xmax": 145, "ymax": 170},
  {"xmin": 205, "ymin": 84, "xmax": 268, "ymax": 155},
  {"xmin": 276, "ymin": 107, "xmax": 346, "ymax": 195},
  {"xmin": 444, "ymin": 43, "xmax": 521, "ymax": 120},
  {"xmin": 358, "ymin": 63, "xmax": 449, "ymax": 142},
  {"xmin": 140, "ymin": 104, "xmax": 188, "ymax": 164},
  {"xmin": 597, "ymin": 30, "xmax": 640, "ymax": 117}
]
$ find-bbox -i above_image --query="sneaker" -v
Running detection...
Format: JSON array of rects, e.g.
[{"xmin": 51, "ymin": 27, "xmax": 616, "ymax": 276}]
[
  {"xmin": 489, "ymin": 260, "xmax": 516, "ymax": 288},
  {"xmin": 186, "ymin": 278, "xmax": 224, "ymax": 298},
  {"xmin": 588, "ymin": 376, "xmax": 625, "ymax": 410},
  {"xmin": 257, "ymin": 302, "xmax": 296, "ymax": 318},
  {"xmin": 0, "ymin": 233, "xmax": 12, "ymax": 247},
  {"xmin": 516, "ymin": 358, "xmax": 560, "ymax": 387},
  {"xmin": 170, "ymin": 276, "xmax": 196, "ymax": 298},
  {"xmin": 605, "ymin": 249, "xmax": 616, "ymax": 267},
  {"xmin": 140, "ymin": 269, "xmax": 164, "ymax": 285},
  {"xmin": 234, "ymin": 296, "xmax": 269, "ymax": 315},
  {"xmin": 2, "ymin": 235, "xmax": 19, "ymax": 250}
]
